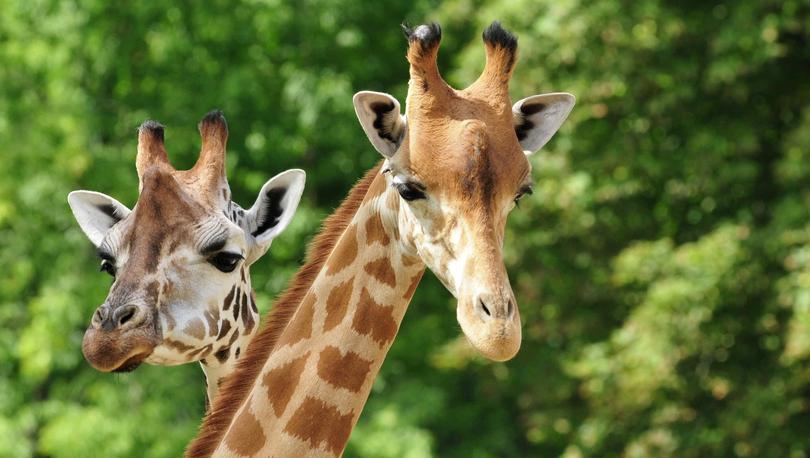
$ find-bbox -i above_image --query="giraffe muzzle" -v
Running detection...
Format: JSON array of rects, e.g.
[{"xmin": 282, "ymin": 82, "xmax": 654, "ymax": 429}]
[
  {"xmin": 457, "ymin": 292, "xmax": 522, "ymax": 362},
  {"xmin": 83, "ymin": 303, "xmax": 157, "ymax": 372}
]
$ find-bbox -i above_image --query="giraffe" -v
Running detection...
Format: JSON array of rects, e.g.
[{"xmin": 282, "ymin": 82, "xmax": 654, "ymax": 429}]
[
  {"xmin": 188, "ymin": 21, "xmax": 575, "ymax": 457},
  {"xmin": 67, "ymin": 111, "xmax": 306, "ymax": 403}
]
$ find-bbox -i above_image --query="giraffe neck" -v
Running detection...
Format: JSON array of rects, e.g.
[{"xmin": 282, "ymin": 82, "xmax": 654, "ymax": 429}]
[
  {"xmin": 212, "ymin": 170, "xmax": 425, "ymax": 457},
  {"xmin": 198, "ymin": 270, "xmax": 261, "ymax": 404},
  {"xmin": 200, "ymin": 321, "xmax": 255, "ymax": 403}
]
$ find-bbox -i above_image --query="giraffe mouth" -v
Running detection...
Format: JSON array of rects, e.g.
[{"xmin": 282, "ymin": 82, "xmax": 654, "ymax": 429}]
[{"xmin": 111, "ymin": 351, "xmax": 151, "ymax": 373}]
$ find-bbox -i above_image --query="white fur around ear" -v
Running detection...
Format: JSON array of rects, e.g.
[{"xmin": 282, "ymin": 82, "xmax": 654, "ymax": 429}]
[
  {"xmin": 67, "ymin": 191, "xmax": 131, "ymax": 246},
  {"xmin": 513, "ymin": 92, "xmax": 576, "ymax": 154},
  {"xmin": 245, "ymin": 169, "xmax": 306, "ymax": 248},
  {"xmin": 353, "ymin": 91, "xmax": 407, "ymax": 158}
]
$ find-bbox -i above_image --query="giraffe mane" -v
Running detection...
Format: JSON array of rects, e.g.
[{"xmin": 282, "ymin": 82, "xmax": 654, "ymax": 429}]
[{"xmin": 187, "ymin": 161, "xmax": 383, "ymax": 457}]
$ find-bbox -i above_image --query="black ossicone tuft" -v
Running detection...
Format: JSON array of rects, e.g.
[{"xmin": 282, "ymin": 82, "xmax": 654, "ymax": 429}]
[
  {"xmin": 482, "ymin": 20, "xmax": 517, "ymax": 53},
  {"xmin": 138, "ymin": 120, "xmax": 165, "ymax": 141},
  {"xmin": 401, "ymin": 22, "xmax": 442, "ymax": 51},
  {"xmin": 199, "ymin": 109, "xmax": 227, "ymax": 131}
]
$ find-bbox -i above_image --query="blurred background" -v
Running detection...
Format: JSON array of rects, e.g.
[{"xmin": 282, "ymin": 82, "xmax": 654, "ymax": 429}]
[{"xmin": 1, "ymin": 0, "xmax": 809, "ymax": 456}]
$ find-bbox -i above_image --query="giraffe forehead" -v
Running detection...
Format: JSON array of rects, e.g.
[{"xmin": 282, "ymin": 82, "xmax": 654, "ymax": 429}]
[
  {"xmin": 406, "ymin": 131, "xmax": 530, "ymax": 204},
  {"xmin": 137, "ymin": 167, "xmax": 210, "ymax": 221},
  {"xmin": 123, "ymin": 168, "xmax": 233, "ymax": 255},
  {"xmin": 402, "ymin": 99, "xmax": 528, "ymax": 191}
]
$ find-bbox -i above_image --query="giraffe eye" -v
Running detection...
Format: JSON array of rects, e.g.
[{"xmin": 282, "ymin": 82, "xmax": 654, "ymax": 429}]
[
  {"xmin": 394, "ymin": 182, "xmax": 426, "ymax": 201},
  {"xmin": 514, "ymin": 185, "xmax": 534, "ymax": 207},
  {"xmin": 99, "ymin": 259, "xmax": 116, "ymax": 277},
  {"xmin": 209, "ymin": 252, "xmax": 243, "ymax": 273}
]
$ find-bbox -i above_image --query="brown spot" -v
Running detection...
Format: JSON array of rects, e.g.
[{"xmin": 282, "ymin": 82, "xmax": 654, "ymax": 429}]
[
  {"xmin": 145, "ymin": 280, "xmax": 160, "ymax": 302},
  {"xmin": 351, "ymin": 287, "xmax": 398, "ymax": 347},
  {"xmin": 364, "ymin": 257, "xmax": 396, "ymax": 288},
  {"xmin": 183, "ymin": 318, "xmax": 206, "ymax": 340},
  {"xmin": 224, "ymin": 405, "xmax": 266, "ymax": 456},
  {"xmin": 204, "ymin": 309, "xmax": 219, "ymax": 337},
  {"xmin": 317, "ymin": 346, "xmax": 372, "ymax": 393},
  {"xmin": 214, "ymin": 346, "xmax": 229, "ymax": 363},
  {"xmin": 189, "ymin": 343, "xmax": 213, "ymax": 359},
  {"xmin": 228, "ymin": 330, "xmax": 240, "ymax": 346},
  {"xmin": 216, "ymin": 319, "xmax": 231, "ymax": 340},
  {"xmin": 261, "ymin": 353, "xmax": 310, "ymax": 417},
  {"xmin": 283, "ymin": 294, "xmax": 315, "ymax": 347},
  {"xmin": 164, "ymin": 338, "xmax": 194, "ymax": 353},
  {"xmin": 403, "ymin": 270, "xmax": 424, "ymax": 300},
  {"xmin": 240, "ymin": 293, "xmax": 249, "ymax": 320},
  {"xmin": 233, "ymin": 298, "xmax": 240, "ymax": 320},
  {"xmin": 283, "ymin": 397, "xmax": 354, "ymax": 455},
  {"xmin": 242, "ymin": 297, "xmax": 255, "ymax": 335},
  {"xmin": 223, "ymin": 286, "xmax": 236, "ymax": 311},
  {"xmin": 222, "ymin": 188, "xmax": 229, "ymax": 200},
  {"xmin": 323, "ymin": 278, "xmax": 354, "ymax": 332},
  {"xmin": 240, "ymin": 267, "xmax": 246, "ymax": 282},
  {"xmin": 325, "ymin": 224, "xmax": 358, "ymax": 275},
  {"xmin": 250, "ymin": 292, "xmax": 258, "ymax": 313},
  {"xmin": 364, "ymin": 215, "xmax": 390, "ymax": 246},
  {"xmin": 144, "ymin": 236, "xmax": 163, "ymax": 273}
]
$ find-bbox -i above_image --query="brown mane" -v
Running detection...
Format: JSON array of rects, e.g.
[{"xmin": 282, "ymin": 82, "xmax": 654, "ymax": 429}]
[{"xmin": 186, "ymin": 162, "xmax": 383, "ymax": 457}]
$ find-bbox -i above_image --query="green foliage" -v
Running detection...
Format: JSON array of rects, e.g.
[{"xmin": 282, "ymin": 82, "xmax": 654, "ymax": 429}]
[{"xmin": 1, "ymin": 0, "xmax": 809, "ymax": 456}]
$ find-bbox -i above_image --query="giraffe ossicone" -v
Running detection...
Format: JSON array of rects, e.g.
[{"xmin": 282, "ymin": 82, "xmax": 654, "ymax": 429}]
[
  {"xmin": 68, "ymin": 111, "xmax": 306, "ymax": 402},
  {"xmin": 190, "ymin": 21, "xmax": 574, "ymax": 457}
]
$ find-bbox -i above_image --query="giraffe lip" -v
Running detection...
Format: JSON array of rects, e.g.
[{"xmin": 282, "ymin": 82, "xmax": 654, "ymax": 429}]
[{"xmin": 111, "ymin": 351, "xmax": 151, "ymax": 373}]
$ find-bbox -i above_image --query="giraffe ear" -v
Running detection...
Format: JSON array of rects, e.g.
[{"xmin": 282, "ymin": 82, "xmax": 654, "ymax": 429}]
[
  {"xmin": 513, "ymin": 92, "xmax": 575, "ymax": 154},
  {"xmin": 245, "ymin": 169, "xmax": 306, "ymax": 254},
  {"xmin": 68, "ymin": 191, "xmax": 131, "ymax": 247},
  {"xmin": 353, "ymin": 91, "xmax": 406, "ymax": 158}
]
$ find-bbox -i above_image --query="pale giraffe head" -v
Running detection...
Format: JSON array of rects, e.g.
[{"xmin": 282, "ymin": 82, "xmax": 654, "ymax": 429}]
[
  {"xmin": 68, "ymin": 112, "xmax": 305, "ymax": 372},
  {"xmin": 354, "ymin": 22, "xmax": 574, "ymax": 361}
]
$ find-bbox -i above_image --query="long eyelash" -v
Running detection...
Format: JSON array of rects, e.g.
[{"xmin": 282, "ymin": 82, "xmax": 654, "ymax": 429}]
[{"xmin": 514, "ymin": 186, "xmax": 534, "ymax": 207}]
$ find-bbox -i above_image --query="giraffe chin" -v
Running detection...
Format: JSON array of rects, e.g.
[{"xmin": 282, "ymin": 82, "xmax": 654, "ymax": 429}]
[
  {"xmin": 111, "ymin": 352, "xmax": 151, "ymax": 373},
  {"xmin": 457, "ymin": 302, "xmax": 522, "ymax": 362},
  {"xmin": 82, "ymin": 327, "xmax": 157, "ymax": 373}
]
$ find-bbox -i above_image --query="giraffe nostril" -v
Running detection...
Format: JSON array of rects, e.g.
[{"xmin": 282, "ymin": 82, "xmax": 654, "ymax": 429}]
[
  {"xmin": 480, "ymin": 299, "xmax": 491, "ymax": 317},
  {"xmin": 92, "ymin": 306, "xmax": 107, "ymax": 328},
  {"xmin": 112, "ymin": 304, "xmax": 144, "ymax": 329},
  {"xmin": 117, "ymin": 308, "xmax": 135, "ymax": 326}
]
